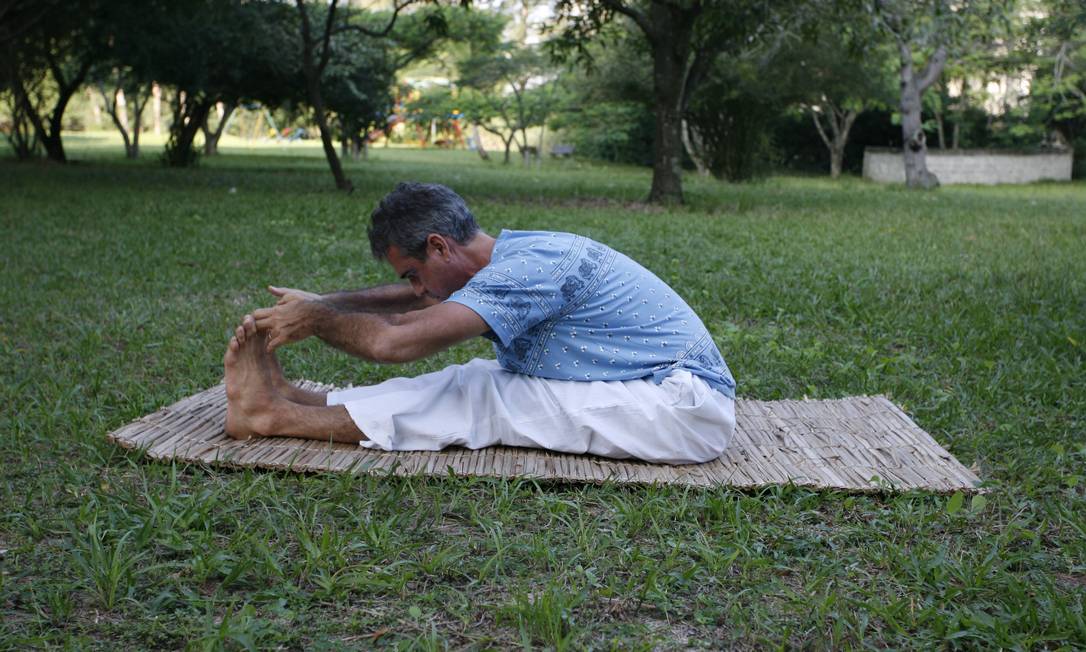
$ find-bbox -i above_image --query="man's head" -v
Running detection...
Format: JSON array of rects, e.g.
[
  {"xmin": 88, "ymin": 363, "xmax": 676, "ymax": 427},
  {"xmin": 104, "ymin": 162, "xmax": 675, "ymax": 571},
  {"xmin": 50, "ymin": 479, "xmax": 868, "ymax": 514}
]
[{"xmin": 368, "ymin": 182, "xmax": 483, "ymax": 300}]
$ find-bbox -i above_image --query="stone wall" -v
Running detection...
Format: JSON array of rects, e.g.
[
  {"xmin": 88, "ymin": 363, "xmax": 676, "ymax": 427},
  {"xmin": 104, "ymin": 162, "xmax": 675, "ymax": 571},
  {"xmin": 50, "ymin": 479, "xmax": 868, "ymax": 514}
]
[{"xmin": 862, "ymin": 148, "xmax": 1073, "ymax": 185}]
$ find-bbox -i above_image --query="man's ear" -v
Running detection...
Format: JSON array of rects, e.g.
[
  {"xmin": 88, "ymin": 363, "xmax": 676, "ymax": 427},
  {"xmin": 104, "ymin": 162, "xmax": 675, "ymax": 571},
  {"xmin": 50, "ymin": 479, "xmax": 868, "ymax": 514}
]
[{"xmin": 427, "ymin": 234, "xmax": 450, "ymax": 261}]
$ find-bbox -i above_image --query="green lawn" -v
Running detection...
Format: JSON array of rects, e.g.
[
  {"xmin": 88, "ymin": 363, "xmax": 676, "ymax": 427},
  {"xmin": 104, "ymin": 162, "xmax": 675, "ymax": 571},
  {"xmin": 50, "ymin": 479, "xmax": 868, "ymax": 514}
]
[{"xmin": 2, "ymin": 138, "xmax": 1084, "ymax": 649}]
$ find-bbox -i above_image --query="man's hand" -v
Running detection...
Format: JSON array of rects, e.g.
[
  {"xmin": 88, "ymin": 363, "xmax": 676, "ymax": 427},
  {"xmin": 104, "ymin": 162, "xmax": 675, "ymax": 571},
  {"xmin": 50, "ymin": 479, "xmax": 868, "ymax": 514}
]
[
  {"xmin": 253, "ymin": 293, "xmax": 329, "ymax": 351},
  {"xmin": 268, "ymin": 285, "xmax": 321, "ymax": 303}
]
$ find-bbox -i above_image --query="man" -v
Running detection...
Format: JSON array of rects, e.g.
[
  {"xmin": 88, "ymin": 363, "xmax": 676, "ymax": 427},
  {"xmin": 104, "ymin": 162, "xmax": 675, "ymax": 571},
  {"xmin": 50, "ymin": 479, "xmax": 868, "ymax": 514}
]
[{"xmin": 225, "ymin": 182, "xmax": 736, "ymax": 464}]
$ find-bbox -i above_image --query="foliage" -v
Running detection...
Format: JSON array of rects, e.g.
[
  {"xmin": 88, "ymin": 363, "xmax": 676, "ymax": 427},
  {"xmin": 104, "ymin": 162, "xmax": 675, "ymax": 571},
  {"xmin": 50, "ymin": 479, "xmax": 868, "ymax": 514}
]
[
  {"xmin": 321, "ymin": 30, "xmax": 394, "ymax": 146},
  {"xmin": 552, "ymin": 100, "xmax": 654, "ymax": 164},
  {"xmin": 455, "ymin": 37, "xmax": 565, "ymax": 163},
  {"xmin": 0, "ymin": 0, "xmax": 110, "ymax": 161},
  {"xmin": 685, "ymin": 44, "xmax": 812, "ymax": 181},
  {"xmin": 686, "ymin": 78, "xmax": 779, "ymax": 181},
  {"xmin": 549, "ymin": 0, "xmax": 804, "ymax": 201},
  {"xmin": 550, "ymin": 31, "xmax": 654, "ymax": 165},
  {"xmin": 1020, "ymin": 0, "xmax": 1086, "ymax": 173}
]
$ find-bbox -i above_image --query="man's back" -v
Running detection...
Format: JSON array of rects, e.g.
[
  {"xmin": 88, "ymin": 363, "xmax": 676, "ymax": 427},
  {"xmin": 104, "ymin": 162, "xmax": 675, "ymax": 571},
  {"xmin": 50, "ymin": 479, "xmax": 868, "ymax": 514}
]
[{"xmin": 447, "ymin": 230, "xmax": 736, "ymax": 398}]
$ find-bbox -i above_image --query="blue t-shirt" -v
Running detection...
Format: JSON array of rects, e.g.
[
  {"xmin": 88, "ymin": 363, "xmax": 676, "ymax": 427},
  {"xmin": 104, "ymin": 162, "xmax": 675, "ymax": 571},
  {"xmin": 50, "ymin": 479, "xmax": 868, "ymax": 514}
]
[{"xmin": 446, "ymin": 230, "xmax": 736, "ymax": 399}]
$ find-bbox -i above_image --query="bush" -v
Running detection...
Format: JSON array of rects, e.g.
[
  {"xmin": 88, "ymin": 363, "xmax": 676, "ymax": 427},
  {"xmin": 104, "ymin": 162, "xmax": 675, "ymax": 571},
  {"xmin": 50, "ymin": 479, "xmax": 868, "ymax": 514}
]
[
  {"xmin": 162, "ymin": 134, "xmax": 200, "ymax": 167},
  {"xmin": 686, "ymin": 88, "xmax": 780, "ymax": 182},
  {"xmin": 552, "ymin": 101, "xmax": 654, "ymax": 166}
]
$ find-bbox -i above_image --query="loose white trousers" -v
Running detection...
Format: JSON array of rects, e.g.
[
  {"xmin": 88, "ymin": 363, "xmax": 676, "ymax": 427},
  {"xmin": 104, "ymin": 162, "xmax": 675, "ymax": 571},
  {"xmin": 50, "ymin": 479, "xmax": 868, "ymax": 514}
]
[{"xmin": 326, "ymin": 358, "xmax": 735, "ymax": 465}]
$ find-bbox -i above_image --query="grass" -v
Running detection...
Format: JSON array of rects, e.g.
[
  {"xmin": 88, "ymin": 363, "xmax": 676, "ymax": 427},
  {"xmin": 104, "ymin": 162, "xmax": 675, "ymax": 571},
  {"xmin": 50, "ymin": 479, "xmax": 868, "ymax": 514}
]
[{"xmin": 1, "ymin": 133, "xmax": 1084, "ymax": 649}]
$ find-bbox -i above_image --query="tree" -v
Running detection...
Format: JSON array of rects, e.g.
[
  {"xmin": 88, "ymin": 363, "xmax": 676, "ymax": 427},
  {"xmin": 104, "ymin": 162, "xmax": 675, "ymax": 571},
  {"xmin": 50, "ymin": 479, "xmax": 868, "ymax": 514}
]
[
  {"xmin": 200, "ymin": 101, "xmax": 236, "ymax": 156},
  {"xmin": 869, "ymin": 0, "xmax": 1007, "ymax": 188},
  {"xmin": 294, "ymin": 0, "xmax": 446, "ymax": 191},
  {"xmin": 1022, "ymin": 0, "xmax": 1086, "ymax": 152},
  {"xmin": 786, "ymin": 28, "xmax": 894, "ymax": 177},
  {"xmin": 1, "ymin": 0, "xmax": 103, "ymax": 162},
  {"xmin": 96, "ymin": 74, "xmax": 152, "ymax": 159},
  {"xmin": 140, "ymin": 0, "xmax": 299, "ymax": 167},
  {"xmin": 458, "ymin": 44, "xmax": 564, "ymax": 164},
  {"xmin": 88, "ymin": 0, "xmax": 172, "ymax": 159},
  {"xmin": 550, "ymin": 30, "xmax": 655, "ymax": 165},
  {"xmin": 406, "ymin": 85, "xmax": 462, "ymax": 147},
  {"xmin": 551, "ymin": 0, "xmax": 793, "ymax": 203},
  {"xmin": 323, "ymin": 34, "xmax": 395, "ymax": 162},
  {"xmin": 0, "ymin": 63, "xmax": 42, "ymax": 159},
  {"xmin": 337, "ymin": 5, "xmax": 468, "ymax": 159},
  {"xmin": 684, "ymin": 48, "xmax": 804, "ymax": 181}
]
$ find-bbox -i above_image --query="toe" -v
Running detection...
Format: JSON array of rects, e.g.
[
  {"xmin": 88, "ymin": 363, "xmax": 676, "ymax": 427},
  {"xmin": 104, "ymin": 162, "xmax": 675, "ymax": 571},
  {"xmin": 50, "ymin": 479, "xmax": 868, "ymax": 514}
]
[
  {"xmin": 235, "ymin": 324, "xmax": 246, "ymax": 343},
  {"xmin": 243, "ymin": 314, "xmax": 257, "ymax": 336}
]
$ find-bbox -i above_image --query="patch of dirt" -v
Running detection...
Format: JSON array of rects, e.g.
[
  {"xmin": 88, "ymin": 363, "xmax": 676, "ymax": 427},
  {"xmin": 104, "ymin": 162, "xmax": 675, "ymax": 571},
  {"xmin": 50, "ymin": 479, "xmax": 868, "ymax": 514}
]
[{"xmin": 1056, "ymin": 573, "xmax": 1086, "ymax": 590}]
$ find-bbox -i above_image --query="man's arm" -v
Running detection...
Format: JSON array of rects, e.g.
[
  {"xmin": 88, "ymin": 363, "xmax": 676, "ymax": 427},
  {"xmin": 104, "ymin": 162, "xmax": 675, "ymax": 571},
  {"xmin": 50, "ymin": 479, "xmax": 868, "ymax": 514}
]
[
  {"xmin": 253, "ymin": 297, "xmax": 489, "ymax": 363},
  {"xmin": 268, "ymin": 283, "xmax": 438, "ymax": 314}
]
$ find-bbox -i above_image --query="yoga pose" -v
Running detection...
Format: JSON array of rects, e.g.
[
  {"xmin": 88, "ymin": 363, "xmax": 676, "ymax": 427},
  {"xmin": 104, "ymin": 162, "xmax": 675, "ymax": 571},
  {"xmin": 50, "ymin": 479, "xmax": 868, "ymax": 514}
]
[{"xmin": 225, "ymin": 182, "xmax": 737, "ymax": 464}]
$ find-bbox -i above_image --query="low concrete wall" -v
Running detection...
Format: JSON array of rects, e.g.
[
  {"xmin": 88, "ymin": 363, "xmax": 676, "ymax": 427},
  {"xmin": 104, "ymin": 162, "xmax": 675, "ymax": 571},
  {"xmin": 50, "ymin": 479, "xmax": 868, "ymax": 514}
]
[{"xmin": 863, "ymin": 148, "xmax": 1073, "ymax": 185}]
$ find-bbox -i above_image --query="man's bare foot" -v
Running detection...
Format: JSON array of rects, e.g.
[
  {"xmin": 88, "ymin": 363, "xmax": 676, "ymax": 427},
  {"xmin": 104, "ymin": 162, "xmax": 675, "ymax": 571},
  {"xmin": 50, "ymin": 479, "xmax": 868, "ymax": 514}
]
[
  {"xmin": 239, "ymin": 314, "xmax": 295, "ymax": 396},
  {"xmin": 224, "ymin": 326, "xmax": 282, "ymax": 440}
]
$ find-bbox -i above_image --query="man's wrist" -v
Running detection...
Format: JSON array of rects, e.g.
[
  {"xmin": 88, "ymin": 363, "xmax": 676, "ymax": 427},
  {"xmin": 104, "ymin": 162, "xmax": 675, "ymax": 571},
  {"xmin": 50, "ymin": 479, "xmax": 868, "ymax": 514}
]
[{"xmin": 307, "ymin": 299, "xmax": 338, "ymax": 339}]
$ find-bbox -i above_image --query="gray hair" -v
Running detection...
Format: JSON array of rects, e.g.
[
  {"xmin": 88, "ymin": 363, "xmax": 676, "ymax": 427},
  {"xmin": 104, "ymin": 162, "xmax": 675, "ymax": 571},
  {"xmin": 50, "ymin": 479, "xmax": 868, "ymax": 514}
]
[{"xmin": 368, "ymin": 182, "xmax": 480, "ymax": 260}]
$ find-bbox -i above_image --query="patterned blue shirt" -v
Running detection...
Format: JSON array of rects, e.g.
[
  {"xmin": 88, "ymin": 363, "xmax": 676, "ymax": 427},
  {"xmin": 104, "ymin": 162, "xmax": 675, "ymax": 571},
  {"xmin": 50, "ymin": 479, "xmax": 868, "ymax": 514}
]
[{"xmin": 446, "ymin": 230, "xmax": 736, "ymax": 398}]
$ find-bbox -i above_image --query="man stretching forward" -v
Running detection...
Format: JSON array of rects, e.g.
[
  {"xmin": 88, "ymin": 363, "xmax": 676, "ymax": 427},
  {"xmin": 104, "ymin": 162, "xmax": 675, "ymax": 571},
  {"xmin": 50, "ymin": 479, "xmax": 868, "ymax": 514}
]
[{"xmin": 225, "ymin": 183, "xmax": 736, "ymax": 464}]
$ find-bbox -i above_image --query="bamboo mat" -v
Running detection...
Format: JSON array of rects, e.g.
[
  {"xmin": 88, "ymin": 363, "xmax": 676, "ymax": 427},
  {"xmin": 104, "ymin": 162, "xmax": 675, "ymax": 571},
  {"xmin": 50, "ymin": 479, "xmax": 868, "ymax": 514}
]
[{"xmin": 107, "ymin": 381, "xmax": 982, "ymax": 493}]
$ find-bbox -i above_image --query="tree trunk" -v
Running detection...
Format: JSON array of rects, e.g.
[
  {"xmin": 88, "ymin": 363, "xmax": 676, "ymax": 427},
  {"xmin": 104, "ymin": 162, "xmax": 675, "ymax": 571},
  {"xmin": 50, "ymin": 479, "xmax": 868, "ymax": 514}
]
[
  {"xmin": 472, "ymin": 123, "xmax": 490, "ymax": 161},
  {"xmin": 681, "ymin": 118, "xmax": 710, "ymax": 177},
  {"xmin": 350, "ymin": 131, "xmax": 366, "ymax": 161},
  {"xmin": 152, "ymin": 83, "xmax": 162, "ymax": 135},
  {"xmin": 116, "ymin": 88, "xmax": 129, "ymax": 134},
  {"xmin": 811, "ymin": 105, "xmax": 858, "ymax": 179},
  {"xmin": 127, "ymin": 83, "xmax": 151, "ymax": 159},
  {"xmin": 646, "ymin": 3, "xmax": 695, "ymax": 204},
  {"xmin": 297, "ymin": 0, "xmax": 352, "ymax": 192},
  {"xmin": 900, "ymin": 79, "xmax": 937, "ymax": 188},
  {"xmin": 26, "ymin": 76, "xmax": 82, "ymax": 163},
  {"xmin": 935, "ymin": 111, "xmax": 945, "ymax": 149},
  {"xmin": 100, "ymin": 82, "xmax": 144, "ymax": 159},
  {"xmin": 349, "ymin": 135, "xmax": 359, "ymax": 161},
  {"xmin": 898, "ymin": 43, "xmax": 945, "ymax": 189},
  {"xmin": 102, "ymin": 85, "xmax": 133, "ymax": 157},
  {"xmin": 164, "ymin": 94, "xmax": 213, "ymax": 167},
  {"xmin": 203, "ymin": 101, "xmax": 234, "ymax": 156},
  {"xmin": 3, "ymin": 91, "xmax": 39, "ymax": 160},
  {"xmin": 830, "ymin": 147, "xmax": 844, "ymax": 178},
  {"xmin": 649, "ymin": 44, "xmax": 686, "ymax": 202},
  {"xmin": 536, "ymin": 124, "xmax": 544, "ymax": 169},
  {"xmin": 129, "ymin": 123, "xmax": 140, "ymax": 159},
  {"xmin": 310, "ymin": 90, "xmax": 351, "ymax": 191},
  {"xmin": 502, "ymin": 137, "xmax": 513, "ymax": 164}
]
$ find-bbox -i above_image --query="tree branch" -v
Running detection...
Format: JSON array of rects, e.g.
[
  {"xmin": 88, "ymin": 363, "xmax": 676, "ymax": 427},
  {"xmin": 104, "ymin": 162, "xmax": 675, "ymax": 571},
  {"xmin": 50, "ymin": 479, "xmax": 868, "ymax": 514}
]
[
  {"xmin": 808, "ymin": 106, "xmax": 832, "ymax": 149},
  {"xmin": 394, "ymin": 34, "xmax": 440, "ymax": 69},
  {"xmin": 681, "ymin": 44, "xmax": 715, "ymax": 114},
  {"xmin": 333, "ymin": 0, "xmax": 421, "ymax": 39},
  {"xmin": 600, "ymin": 0, "xmax": 656, "ymax": 43},
  {"xmin": 316, "ymin": 0, "xmax": 339, "ymax": 74},
  {"xmin": 917, "ymin": 44, "xmax": 947, "ymax": 92}
]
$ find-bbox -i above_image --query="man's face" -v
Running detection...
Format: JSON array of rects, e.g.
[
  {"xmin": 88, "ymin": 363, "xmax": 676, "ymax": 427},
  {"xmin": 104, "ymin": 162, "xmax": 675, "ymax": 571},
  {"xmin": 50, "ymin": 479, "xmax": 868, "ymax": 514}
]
[{"xmin": 386, "ymin": 238, "xmax": 471, "ymax": 301}]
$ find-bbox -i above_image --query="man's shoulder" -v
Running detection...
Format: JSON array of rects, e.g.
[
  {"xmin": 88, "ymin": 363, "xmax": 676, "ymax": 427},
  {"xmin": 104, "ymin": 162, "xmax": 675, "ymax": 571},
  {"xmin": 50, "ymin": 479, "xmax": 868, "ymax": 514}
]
[
  {"xmin": 483, "ymin": 230, "xmax": 585, "ymax": 274},
  {"xmin": 495, "ymin": 229, "xmax": 579, "ymax": 256}
]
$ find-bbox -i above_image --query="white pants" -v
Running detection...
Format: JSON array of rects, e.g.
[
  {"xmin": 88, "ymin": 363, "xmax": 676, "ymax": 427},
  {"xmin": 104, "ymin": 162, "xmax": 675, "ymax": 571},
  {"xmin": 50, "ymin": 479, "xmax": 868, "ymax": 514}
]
[{"xmin": 327, "ymin": 358, "xmax": 735, "ymax": 465}]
